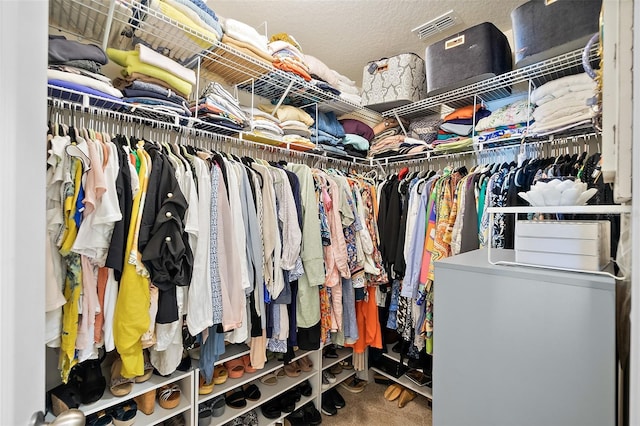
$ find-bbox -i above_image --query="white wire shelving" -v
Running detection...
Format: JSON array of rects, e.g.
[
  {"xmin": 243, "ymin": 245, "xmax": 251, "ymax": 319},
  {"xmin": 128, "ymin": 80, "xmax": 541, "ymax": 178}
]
[
  {"xmin": 48, "ymin": 0, "xmax": 382, "ymax": 124},
  {"xmin": 48, "ymin": 0, "xmax": 602, "ymax": 167},
  {"xmin": 47, "ymin": 84, "xmax": 372, "ymax": 170},
  {"xmin": 383, "ymin": 44, "xmax": 600, "ymax": 119}
]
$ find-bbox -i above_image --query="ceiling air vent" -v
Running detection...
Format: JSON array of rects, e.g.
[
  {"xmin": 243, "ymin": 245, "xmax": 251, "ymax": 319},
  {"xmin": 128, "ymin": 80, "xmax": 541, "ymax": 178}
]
[{"xmin": 411, "ymin": 10, "xmax": 461, "ymax": 40}]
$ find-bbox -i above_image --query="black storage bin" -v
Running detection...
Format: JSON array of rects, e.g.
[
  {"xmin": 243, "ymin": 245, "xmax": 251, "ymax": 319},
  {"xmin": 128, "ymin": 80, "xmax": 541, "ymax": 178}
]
[
  {"xmin": 425, "ymin": 22, "xmax": 512, "ymax": 97},
  {"xmin": 511, "ymin": 0, "xmax": 602, "ymax": 68}
]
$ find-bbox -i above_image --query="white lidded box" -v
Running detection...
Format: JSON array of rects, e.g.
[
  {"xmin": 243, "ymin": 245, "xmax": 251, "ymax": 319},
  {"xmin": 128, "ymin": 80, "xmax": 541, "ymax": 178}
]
[{"xmin": 514, "ymin": 220, "xmax": 611, "ymax": 271}]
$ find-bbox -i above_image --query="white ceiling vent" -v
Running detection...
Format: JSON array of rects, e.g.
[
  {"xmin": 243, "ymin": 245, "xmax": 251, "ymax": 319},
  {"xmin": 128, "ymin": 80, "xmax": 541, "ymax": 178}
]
[{"xmin": 411, "ymin": 10, "xmax": 461, "ymax": 40}]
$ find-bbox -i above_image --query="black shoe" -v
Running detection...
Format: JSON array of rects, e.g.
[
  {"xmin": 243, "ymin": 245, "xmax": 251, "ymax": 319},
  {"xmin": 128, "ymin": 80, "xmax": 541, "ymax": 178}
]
[
  {"xmin": 321, "ymin": 392, "xmax": 337, "ymax": 416},
  {"xmin": 329, "ymin": 388, "xmax": 345, "ymax": 409},
  {"xmin": 298, "ymin": 379, "xmax": 313, "ymax": 397},
  {"xmin": 324, "ymin": 345, "xmax": 338, "ymax": 358},
  {"xmin": 279, "ymin": 393, "xmax": 296, "ymax": 414},
  {"xmin": 260, "ymin": 399, "xmax": 281, "ymax": 419},
  {"xmin": 285, "ymin": 406, "xmax": 306, "ymax": 426},
  {"xmin": 304, "ymin": 402, "xmax": 322, "ymax": 425}
]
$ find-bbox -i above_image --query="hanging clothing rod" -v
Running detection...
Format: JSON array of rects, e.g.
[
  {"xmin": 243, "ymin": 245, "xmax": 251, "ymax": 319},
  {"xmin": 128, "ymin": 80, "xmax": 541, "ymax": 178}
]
[{"xmin": 47, "ymin": 97, "xmax": 370, "ymax": 171}]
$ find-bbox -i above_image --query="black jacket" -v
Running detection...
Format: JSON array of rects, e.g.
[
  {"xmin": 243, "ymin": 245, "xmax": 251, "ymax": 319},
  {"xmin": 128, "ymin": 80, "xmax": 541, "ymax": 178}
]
[{"xmin": 140, "ymin": 144, "xmax": 194, "ymax": 324}]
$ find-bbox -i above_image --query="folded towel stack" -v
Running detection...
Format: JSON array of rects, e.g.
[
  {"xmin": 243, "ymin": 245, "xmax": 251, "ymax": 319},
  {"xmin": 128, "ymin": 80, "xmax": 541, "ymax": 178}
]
[{"xmin": 528, "ymin": 73, "xmax": 597, "ymax": 135}]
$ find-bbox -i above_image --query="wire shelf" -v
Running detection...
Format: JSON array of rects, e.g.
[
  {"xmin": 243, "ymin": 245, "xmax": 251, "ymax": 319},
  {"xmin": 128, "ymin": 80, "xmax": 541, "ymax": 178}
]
[
  {"xmin": 383, "ymin": 45, "xmax": 600, "ymax": 118},
  {"xmin": 49, "ymin": 0, "xmax": 381, "ymax": 122},
  {"xmin": 47, "ymin": 84, "xmax": 371, "ymax": 169}
]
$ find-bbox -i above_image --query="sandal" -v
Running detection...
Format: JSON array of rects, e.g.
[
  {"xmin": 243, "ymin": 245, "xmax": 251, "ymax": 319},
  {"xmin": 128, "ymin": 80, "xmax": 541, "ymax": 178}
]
[
  {"xmin": 242, "ymin": 383, "xmax": 261, "ymax": 401},
  {"xmin": 225, "ymin": 388, "xmax": 247, "ymax": 409},
  {"xmin": 329, "ymin": 363, "xmax": 343, "ymax": 375},
  {"xmin": 297, "ymin": 355, "xmax": 313, "ymax": 372},
  {"xmin": 198, "ymin": 404, "xmax": 212, "ymax": 426},
  {"xmin": 199, "ymin": 375, "xmax": 214, "ymax": 395},
  {"xmin": 211, "ymin": 395, "xmax": 226, "ymax": 417},
  {"xmin": 86, "ymin": 410, "xmax": 113, "ymax": 426},
  {"xmin": 158, "ymin": 384, "xmax": 181, "ymax": 409},
  {"xmin": 109, "ymin": 358, "xmax": 134, "ymax": 397},
  {"xmin": 274, "ymin": 368, "xmax": 286, "ymax": 380},
  {"xmin": 384, "ymin": 383, "xmax": 403, "ymax": 401},
  {"xmin": 111, "ymin": 400, "xmax": 137, "ymax": 426},
  {"xmin": 224, "ymin": 358, "xmax": 246, "ymax": 379},
  {"xmin": 398, "ymin": 388, "xmax": 416, "ymax": 408},
  {"xmin": 135, "ymin": 350, "xmax": 154, "ymax": 383},
  {"xmin": 259, "ymin": 372, "xmax": 278, "ymax": 386},
  {"xmin": 339, "ymin": 359, "xmax": 354, "ymax": 370},
  {"xmin": 213, "ymin": 365, "xmax": 228, "ymax": 385},
  {"xmin": 241, "ymin": 354, "xmax": 257, "ymax": 374},
  {"xmin": 283, "ymin": 361, "xmax": 301, "ymax": 378}
]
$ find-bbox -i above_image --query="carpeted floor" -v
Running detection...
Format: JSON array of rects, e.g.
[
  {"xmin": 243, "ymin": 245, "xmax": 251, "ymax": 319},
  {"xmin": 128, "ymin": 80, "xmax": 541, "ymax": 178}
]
[{"xmin": 320, "ymin": 372, "xmax": 433, "ymax": 426}]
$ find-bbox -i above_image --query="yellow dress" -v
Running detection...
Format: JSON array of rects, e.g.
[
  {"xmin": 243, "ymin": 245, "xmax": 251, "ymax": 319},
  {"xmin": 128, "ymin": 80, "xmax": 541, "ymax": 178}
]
[{"xmin": 113, "ymin": 145, "xmax": 151, "ymax": 378}]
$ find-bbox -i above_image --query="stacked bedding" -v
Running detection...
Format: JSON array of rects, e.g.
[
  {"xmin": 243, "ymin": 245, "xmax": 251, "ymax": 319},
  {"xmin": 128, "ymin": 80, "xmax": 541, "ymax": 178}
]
[
  {"xmin": 48, "ymin": 36, "xmax": 122, "ymax": 107},
  {"xmin": 528, "ymin": 73, "xmax": 597, "ymax": 135},
  {"xmin": 241, "ymin": 106, "xmax": 284, "ymax": 141},
  {"xmin": 259, "ymin": 104, "xmax": 315, "ymax": 148},
  {"xmin": 120, "ymin": 0, "xmax": 221, "ymax": 65},
  {"xmin": 108, "ymin": 44, "xmax": 195, "ymax": 117},
  {"xmin": 474, "ymin": 99, "xmax": 534, "ymax": 143}
]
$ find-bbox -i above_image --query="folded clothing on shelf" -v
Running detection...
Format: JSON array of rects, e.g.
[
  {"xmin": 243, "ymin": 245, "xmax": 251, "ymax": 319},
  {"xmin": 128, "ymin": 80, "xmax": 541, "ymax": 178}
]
[
  {"xmin": 107, "ymin": 47, "xmax": 194, "ymax": 98},
  {"xmin": 49, "ymin": 35, "xmax": 108, "ymax": 65},
  {"xmin": 475, "ymin": 98, "xmax": 534, "ymax": 132},
  {"xmin": 528, "ymin": 73, "xmax": 597, "ymax": 135}
]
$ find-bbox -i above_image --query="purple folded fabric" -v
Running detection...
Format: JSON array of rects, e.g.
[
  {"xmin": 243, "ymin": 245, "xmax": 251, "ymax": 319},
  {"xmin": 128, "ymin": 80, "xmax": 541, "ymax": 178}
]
[{"xmin": 339, "ymin": 118, "xmax": 375, "ymax": 142}]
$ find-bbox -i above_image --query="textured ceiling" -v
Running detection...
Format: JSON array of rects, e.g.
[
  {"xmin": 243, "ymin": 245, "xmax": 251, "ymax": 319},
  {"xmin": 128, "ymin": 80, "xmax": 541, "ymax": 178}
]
[{"xmin": 210, "ymin": 0, "xmax": 529, "ymax": 86}]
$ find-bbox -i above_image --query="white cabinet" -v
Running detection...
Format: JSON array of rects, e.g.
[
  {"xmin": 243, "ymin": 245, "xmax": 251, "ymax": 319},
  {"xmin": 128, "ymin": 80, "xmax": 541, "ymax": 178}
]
[{"xmin": 433, "ymin": 249, "xmax": 616, "ymax": 426}]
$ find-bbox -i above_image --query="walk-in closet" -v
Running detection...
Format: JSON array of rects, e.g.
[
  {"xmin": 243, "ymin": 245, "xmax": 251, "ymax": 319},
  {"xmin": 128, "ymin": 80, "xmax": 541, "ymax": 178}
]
[{"xmin": 0, "ymin": 1, "xmax": 637, "ymax": 426}]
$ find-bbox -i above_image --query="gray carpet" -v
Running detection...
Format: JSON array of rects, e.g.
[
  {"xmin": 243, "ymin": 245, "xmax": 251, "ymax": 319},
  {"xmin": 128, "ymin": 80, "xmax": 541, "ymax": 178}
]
[{"xmin": 320, "ymin": 373, "xmax": 433, "ymax": 426}]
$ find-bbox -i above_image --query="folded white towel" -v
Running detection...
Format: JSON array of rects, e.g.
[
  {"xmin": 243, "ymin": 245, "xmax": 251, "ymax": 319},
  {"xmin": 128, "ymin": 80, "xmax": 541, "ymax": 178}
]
[
  {"xmin": 533, "ymin": 90, "xmax": 594, "ymax": 122},
  {"xmin": 531, "ymin": 72, "xmax": 595, "ymax": 104}
]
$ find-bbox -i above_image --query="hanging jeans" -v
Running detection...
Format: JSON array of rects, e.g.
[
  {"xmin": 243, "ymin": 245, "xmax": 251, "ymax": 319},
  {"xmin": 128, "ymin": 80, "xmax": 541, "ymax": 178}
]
[{"xmin": 341, "ymin": 277, "xmax": 359, "ymax": 343}]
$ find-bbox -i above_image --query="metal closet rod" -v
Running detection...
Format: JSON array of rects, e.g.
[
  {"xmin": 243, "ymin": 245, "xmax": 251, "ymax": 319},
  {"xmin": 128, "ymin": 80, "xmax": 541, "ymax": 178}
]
[
  {"xmin": 381, "ymin": 131, "xmax": 601, "ymax": 174},
  {"xmin": 47, "ymin": 99, "xmax": 370, "ymax": 170}
]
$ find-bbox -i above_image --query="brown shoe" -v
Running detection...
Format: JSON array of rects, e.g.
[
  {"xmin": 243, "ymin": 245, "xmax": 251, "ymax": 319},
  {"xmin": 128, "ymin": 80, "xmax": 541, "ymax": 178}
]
[
  {"xmin": 383, "ymin": 383, "xmax": 403, "ymax": 401},
  {"xmin": 398, "ymin": 388, "xmax": 416, "ymax": 408}
]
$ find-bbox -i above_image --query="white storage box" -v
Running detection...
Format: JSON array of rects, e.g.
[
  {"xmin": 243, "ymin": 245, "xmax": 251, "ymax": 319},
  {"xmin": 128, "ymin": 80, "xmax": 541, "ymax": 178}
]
[{"xmin": 515, "ymin": 220, "xmax": 611, "ymax": 271}]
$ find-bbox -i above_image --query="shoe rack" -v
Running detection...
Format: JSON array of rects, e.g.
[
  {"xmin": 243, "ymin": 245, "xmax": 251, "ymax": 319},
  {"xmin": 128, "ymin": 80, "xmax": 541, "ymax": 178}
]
[
  {"xmin": 319, "ymin": 345, "xmax": 356, "ymax": 394},
  {"xmin": 369, "ymin": 343, "xmax": 433, "ymax": 401},
  {"xmin": 195, "ymin": 344, "xmax": 322, "ymax": 426},
  {"xmin": 45, "ymin": 347, "xmax": 195, "ymax": 425}
]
